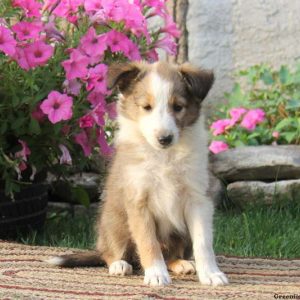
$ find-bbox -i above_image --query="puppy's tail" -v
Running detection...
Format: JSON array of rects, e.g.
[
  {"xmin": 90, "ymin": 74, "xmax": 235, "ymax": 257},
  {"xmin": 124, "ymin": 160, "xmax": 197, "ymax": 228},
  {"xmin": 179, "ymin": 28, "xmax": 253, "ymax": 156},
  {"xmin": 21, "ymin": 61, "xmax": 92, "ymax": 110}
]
[{"xmin": 45, "ymin": 251, "xmax": 105, "ymax": 268}]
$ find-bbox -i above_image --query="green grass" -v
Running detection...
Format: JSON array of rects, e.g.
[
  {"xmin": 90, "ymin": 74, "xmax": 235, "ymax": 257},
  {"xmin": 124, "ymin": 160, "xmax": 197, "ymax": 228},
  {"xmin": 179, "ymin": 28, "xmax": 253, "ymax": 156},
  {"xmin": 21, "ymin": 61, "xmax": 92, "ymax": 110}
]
[{"xmin": 17, "ymin": 202, "xmax": 300, "ymax": 258}]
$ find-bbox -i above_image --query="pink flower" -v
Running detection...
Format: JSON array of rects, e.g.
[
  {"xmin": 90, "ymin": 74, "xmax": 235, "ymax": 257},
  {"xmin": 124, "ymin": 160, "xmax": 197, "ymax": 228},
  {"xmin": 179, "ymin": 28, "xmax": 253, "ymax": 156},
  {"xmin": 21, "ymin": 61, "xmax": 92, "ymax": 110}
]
[
  {"xmin": 15, "ymin": 140, "xmax": 31, "ymax": 161},
  {"xmin": 155, "ymin": 36, "xmax": 177, "ymax": 55},
  {"xmin": 106, "ymin": 102, "xmax": 117, "ymax": 120},
  {"xmin": 105, "ymin": 30, "xmax": 130, "ymax": 54},
  {"xmin": 0, "ymin": 26, "xmax": 17, "ymax": 56},
  {"xmin": 24, "ymin": 40, "xmax": 54, "ymax": 68},
  {"xmin": 79, "ymin": 28, "xmax": 107, "ymax": 59},
  {"xmin": 87, "ymin": 91, "xmax": 105, "ymax": 107},
  {"xmin": 85, "ymin": 64, "xmax": 108, "ymax": 94},
  {"xmin": 31, "ymin": 106, "xmax": 46, "ymax": 122},
  {"xmin": 160, "ymin": 15, "xmax": 180, "ymax": 38},
  {"xmin": 13, "ymin": 46, "xmax": 30, "ymax": 70},
  {"xmin": 240, "ymin": 108, "xmax": 265, "ymax": 131},
  {"xmin": 44, "ymin": 19, "xmax": 65, "ymax": 42},
  {"xmin": 40, "ymin": 91, "xmax": 73, "ymax": 124},
  {"xmin": 124, "ymin": 40, "xmax": 141, "ymax": 60},
  {"xmin": 210, "ymin": 119, "xmax": 231, "ymax": 136},
  {"xmin": 144, "ymin": 0, "xmax": 167, "ymax": 16},
  {"xmin": 74, "ymin": 130, "xmax": 92, "ymax": 157},
  {"xmin": 61, "ymin": 49, "xmax": 89, "ymax": 80},
  {"xmin": 63, "ymin": 79, "xmax": 82, "ymax": 96},
  {"xmin": 59, "ymin": 144, "xmax": 72, "ymax": 165},
  {"xmin": 209, "ymin": 141, "xmax": 229, "ymax": 154},
  {"xmin": 272, "ymin": 131, "xmax": 280, "ymax": 139},
  {"xmin": 229, "ymin": 107, "xmax": 247, "ymax": 125},
  {"xmin": 91, "ymin": 104, "xmax": 105, "ymax": 126},
  {"xmin": 84, "ymin": 0, "xmax": 104, "ymax": 12},
  {"xmin": 79, "ymin": 115, "xmax": 95, "ymax": 128},
  {"xmin": 145, "ymin": 49, "xmax": 159, "ymax": 62},
  {"xmin": 12, "ymin": 21, "xmax": 42, "ymax": 41},
  {"xmin": 97, "ymin": 129, "xmax": 114, "ymax": 156},
  {"xmin": 12, "ymin": 0, "xmax": 42, "ymax": 18}
]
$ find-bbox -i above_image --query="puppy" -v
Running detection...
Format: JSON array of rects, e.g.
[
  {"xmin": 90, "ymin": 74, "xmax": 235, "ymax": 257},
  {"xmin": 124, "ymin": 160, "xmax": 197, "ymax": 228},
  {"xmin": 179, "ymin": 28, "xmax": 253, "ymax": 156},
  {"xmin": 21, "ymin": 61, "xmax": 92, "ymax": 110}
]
[{"xmin": 47, "ymin": 61, "xmax": 228, "ymax": 287}]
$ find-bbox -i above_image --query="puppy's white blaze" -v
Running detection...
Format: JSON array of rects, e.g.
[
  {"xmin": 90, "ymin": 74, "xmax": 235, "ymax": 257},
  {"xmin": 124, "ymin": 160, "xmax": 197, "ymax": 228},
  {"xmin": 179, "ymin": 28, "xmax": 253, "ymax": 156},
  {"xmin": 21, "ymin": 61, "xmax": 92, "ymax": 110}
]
[
  {"xmin": 45, "ymin": 256, "xmax": 65, "ymax": 266},
  {"xmin": 139, "ymin": 71, "xmax": 179, "ymax": 149}
]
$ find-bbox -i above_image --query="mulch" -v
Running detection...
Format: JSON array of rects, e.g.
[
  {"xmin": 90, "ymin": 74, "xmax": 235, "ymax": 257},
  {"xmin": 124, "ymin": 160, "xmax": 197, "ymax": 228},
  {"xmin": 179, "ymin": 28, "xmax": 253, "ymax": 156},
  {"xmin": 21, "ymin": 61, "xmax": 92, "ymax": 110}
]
[{"xmin": 0, "ymin": 241, "xmax": 299, "ymax": 299}]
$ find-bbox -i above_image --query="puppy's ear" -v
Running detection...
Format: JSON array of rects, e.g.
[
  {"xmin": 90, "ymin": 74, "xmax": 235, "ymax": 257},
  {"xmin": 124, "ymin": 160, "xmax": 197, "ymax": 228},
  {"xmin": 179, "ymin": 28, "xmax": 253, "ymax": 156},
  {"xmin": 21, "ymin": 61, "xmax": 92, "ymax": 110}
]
[
  {"xmin": 179, "ymin": 63, "xmax": 214, "ymax": 101},
  {"xmin": 107, "ymin": 62, "xmax": 143, "ymax": 93}
]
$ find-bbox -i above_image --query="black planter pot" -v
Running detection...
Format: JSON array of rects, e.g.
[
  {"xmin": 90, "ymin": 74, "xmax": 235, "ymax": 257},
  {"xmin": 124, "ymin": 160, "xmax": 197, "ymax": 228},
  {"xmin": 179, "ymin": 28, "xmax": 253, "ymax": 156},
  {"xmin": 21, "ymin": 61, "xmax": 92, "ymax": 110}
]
[{"xmin": 0, "ymin": 184, "xmax": 48, "ymax": 238}]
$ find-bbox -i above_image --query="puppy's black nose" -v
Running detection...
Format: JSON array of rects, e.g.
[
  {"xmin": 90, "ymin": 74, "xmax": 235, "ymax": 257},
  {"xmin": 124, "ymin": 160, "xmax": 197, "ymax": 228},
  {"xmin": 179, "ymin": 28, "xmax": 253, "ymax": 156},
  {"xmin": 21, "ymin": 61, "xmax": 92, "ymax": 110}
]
[{"xmin": 158, "ymin": 134, "xmax": 173, "ymax": 146}]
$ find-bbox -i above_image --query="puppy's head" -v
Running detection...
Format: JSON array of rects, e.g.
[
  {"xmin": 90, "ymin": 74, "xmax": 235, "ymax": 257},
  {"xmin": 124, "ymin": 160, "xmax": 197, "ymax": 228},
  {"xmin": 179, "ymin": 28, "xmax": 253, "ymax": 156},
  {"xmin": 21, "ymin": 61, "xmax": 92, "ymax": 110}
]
[{"xmin": 108, "ymin": 61, "xmax": 214, "ymax": 150}]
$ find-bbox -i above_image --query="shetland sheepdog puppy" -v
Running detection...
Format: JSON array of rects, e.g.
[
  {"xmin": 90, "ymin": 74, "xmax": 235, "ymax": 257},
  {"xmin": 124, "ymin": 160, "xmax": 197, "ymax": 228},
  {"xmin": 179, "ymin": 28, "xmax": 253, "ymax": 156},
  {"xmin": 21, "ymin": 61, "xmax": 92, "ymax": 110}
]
[{"xmin": 47, "ymin": 61, "xmax": 228, "ymax": 287}]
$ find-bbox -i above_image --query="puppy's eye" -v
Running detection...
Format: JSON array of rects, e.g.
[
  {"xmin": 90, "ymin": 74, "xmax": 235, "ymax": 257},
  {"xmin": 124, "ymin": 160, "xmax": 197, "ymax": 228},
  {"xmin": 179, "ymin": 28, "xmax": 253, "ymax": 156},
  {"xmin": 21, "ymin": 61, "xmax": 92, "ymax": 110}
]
[
  {"xmin": 173, "ymin": 104, "xmax": 183, "ymax": 112},
  {"xmin": 143, "ymin": 105, "xmax": 152, "ymax": 111}
]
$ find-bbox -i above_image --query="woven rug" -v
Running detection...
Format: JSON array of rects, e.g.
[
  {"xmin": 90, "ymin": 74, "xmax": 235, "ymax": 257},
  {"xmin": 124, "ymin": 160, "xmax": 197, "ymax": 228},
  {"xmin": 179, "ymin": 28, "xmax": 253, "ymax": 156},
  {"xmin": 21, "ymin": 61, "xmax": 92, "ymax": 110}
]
[{"xmin": 0, "ymin": 242, "xmax": 299, "ymax": 300}]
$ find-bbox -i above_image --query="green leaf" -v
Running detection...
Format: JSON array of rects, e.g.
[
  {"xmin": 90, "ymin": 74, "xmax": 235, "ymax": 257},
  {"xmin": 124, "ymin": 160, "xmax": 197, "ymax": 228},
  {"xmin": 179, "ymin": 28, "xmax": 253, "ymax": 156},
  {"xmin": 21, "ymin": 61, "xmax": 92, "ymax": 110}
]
[
  {"xmin": 29, "ymin": 118, "xmax": 41, "ymax": 135},
  {"xmin": 71, "ymin": 186, "xmax": 90, "ymax": 207},
  {"xmin": 286, "ymin": 99, "xmax": 300, "ymax": 110},
  {"xmin": 261, "ymin": 70, "xmax": 274, "ymax": 85},
  {"xmin": 279, "ymin": 66, "xmax": 289, "ymax": 84},
  {"xmin": 275, "ymin": 118, "xmax": 293, "ymax": 131},
  {"xmin": 280, "ymin": 132, "xmax": 297, "ymax": 143}
]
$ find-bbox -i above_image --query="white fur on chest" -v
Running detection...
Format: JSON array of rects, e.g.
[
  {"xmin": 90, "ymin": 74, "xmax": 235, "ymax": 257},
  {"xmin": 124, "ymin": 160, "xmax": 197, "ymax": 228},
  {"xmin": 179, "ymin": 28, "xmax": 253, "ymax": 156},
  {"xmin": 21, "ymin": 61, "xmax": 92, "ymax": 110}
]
[{"xmin": 122, "ymin": 116, "xmax": 209, "ymax": 238}]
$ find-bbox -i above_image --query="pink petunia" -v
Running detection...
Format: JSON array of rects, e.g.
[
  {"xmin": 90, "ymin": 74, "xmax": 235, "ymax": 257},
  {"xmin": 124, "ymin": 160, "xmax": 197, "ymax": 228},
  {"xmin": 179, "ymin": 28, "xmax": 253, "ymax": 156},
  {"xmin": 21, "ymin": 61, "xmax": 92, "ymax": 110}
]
[
  {"xmin": 106, "ymin": 102, "xmax": 117, "ymax": 120},
  {"xmin": 240, "ymin": 108, "xmax": 265, "ymax": 131},
  {"xmin": 61, "ymin": 49, "xmax": 89, "ymax": 80},
  {"xmin": 97, "ymin": 129, "xmax": 114, "ymax": 156},
  {"xmin": 209, "ymin": 141, "xmax": 229, "ymax": 154},
  {"xmin": 63, "ymin": 79, "xmax": 82, "ymax": 96},
  {"xmin": 91, "ymin": 104, "xmax": 106, "ymax": 126},
  {"xmin": 124, "ymin": 40, "xmax": 142, "ymax": 60},
  {"xmin": 145, "ymin": 49, "xmax": 159, "ymax": 62},
  {"xmin": 15, "ymin": 140, "xmax": 31, "ymax": 161},
  {"xmin": 210, "ymin": 119, "xmax": 232, "ymax": 136},
  {"xmin": 12, "ymin": 0, "xmax": 42, "ymax": 18},
  {"xmin": 105, "ymin": 30, "xmax": 130, "ymax": 54},
  {"xmin": 229, "ymin": 107, "xmax": 247, "ymax": 125},
  {"xmin": 40, "ymin": 91, "xmax": 73, "ymax": 124},
  {"xmin": 13, "ymin": 46, "xmax": 30, "ymax": 70},
  {"xmin": 85, "ymin": 64, "xmax": 108, "ymax": 94},
  {"xmin": 12, "ymin": 21, "xmax": 43, "ymax": 41},
  {"xmin": 74, "ymin": 130, "xmax": 92, "ymax": 157},
  {"xmin": 31, "ymin": 106, "xmax": 46, "ymax": 122},
  {"xmin": 160, "ymin": 15, "xmax": 180, "ymax": 38},
  {"xmin": 79, "ymin": 27, "xmax": 107, "ymax": 59},
  {"xmin": 79, "ymin": 115, "xmax": 95, "ymax": 128},
  {"xmin": 44, "ymin": 19, "xmax": 65, "ymax": 42},
  {"xmin": 59, "ymin": 144, "xmax": 72, "ymax": 165},
  {"xmin": 24, "ymin": 40, "xmax": 54, "ymax": 68},
  {"xmin": 0, "ymin": 26, "xmax": 17, "ymax": 56},
  {"xmin": 87, "ymin": 91, "xmax": 106, "ymax": 107},
  {"xmin": 154, "ymin": 35, "xmax": 177, "ymax": 55}
]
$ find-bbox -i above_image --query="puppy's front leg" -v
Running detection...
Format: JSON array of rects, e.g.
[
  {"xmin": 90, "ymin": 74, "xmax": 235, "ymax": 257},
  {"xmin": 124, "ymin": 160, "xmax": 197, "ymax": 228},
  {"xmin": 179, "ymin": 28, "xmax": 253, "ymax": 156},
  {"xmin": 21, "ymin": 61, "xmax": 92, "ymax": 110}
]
[
  {"xmin": 185, "ymin": 200, "xmax": 228, "ymax": 286},
  {"xmin": 127, "ymin": 203, "xmax": 171, "ymax": 286}
]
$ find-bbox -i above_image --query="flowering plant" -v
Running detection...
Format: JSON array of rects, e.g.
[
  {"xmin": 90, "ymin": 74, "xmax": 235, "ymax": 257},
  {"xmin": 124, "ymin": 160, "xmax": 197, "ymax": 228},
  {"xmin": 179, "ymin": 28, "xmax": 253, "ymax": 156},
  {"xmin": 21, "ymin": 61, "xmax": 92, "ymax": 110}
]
[
  {"xmin": 209, "ymin": 64, "xmax": 300, "ymax": 154},
  {"xmin": 0, "ymin": 0, "xmax": 179, "ymax": 196}
]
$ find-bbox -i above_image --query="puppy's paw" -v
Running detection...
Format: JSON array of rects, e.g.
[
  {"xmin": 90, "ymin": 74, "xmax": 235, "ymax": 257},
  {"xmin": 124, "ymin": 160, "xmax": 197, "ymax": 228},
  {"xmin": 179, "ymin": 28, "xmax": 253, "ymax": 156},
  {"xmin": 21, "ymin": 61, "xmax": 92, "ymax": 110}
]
[
  {"xmin": 198, "ymin": 270, "xmax": 228, "ymax": 286},
  {"xmin": 144, "ymin": 264, "xmax": 172, "ymax": 286},
  {"xmin": 168, "ymin": 259, "xmax": 196, "ymax": 275},
  {"xmin": 109, "ymin": 260, "xmax": 133, "ymax": 276}
]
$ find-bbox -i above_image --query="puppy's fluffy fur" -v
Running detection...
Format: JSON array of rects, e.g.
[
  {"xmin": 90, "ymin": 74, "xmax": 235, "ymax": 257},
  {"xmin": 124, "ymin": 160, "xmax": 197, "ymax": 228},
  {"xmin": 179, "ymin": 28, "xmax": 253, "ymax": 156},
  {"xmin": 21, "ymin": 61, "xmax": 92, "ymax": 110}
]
[{"xmin": 47, "ymin": 61, "xmax": 228, "ymax": 287}]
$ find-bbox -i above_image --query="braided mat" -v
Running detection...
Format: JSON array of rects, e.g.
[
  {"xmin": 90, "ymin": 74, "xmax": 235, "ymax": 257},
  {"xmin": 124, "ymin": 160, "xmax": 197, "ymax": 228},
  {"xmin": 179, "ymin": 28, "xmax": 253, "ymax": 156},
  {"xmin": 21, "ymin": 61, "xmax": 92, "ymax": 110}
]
[{"xmin": 0, "ymin": 242, "xmax": 299, "ymax": 300}]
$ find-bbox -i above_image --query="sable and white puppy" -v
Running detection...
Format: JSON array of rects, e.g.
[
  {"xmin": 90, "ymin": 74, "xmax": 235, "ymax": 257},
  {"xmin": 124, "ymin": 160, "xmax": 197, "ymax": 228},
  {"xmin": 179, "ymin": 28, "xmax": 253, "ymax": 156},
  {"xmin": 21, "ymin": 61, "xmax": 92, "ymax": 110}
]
[{"xmin": 47, "ymin": 61, "xmax": 228, "ymax": 287}]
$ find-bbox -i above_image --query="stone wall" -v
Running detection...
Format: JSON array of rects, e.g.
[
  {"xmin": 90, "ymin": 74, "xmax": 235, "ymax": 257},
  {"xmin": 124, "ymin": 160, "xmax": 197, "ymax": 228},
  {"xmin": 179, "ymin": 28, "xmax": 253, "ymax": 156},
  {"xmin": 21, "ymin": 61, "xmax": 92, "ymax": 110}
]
[{"xmin": 186, "ymin": 0, "xmax": 300, "ymax": 104}]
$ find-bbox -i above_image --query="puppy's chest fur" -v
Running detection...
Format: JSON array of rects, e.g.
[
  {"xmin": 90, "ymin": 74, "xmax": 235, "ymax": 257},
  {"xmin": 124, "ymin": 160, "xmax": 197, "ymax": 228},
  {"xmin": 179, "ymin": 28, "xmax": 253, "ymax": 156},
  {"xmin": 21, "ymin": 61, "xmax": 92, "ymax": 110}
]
[{"xmin": 123, "ymin": 143, "xmax": 202, "ymax": 239}]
